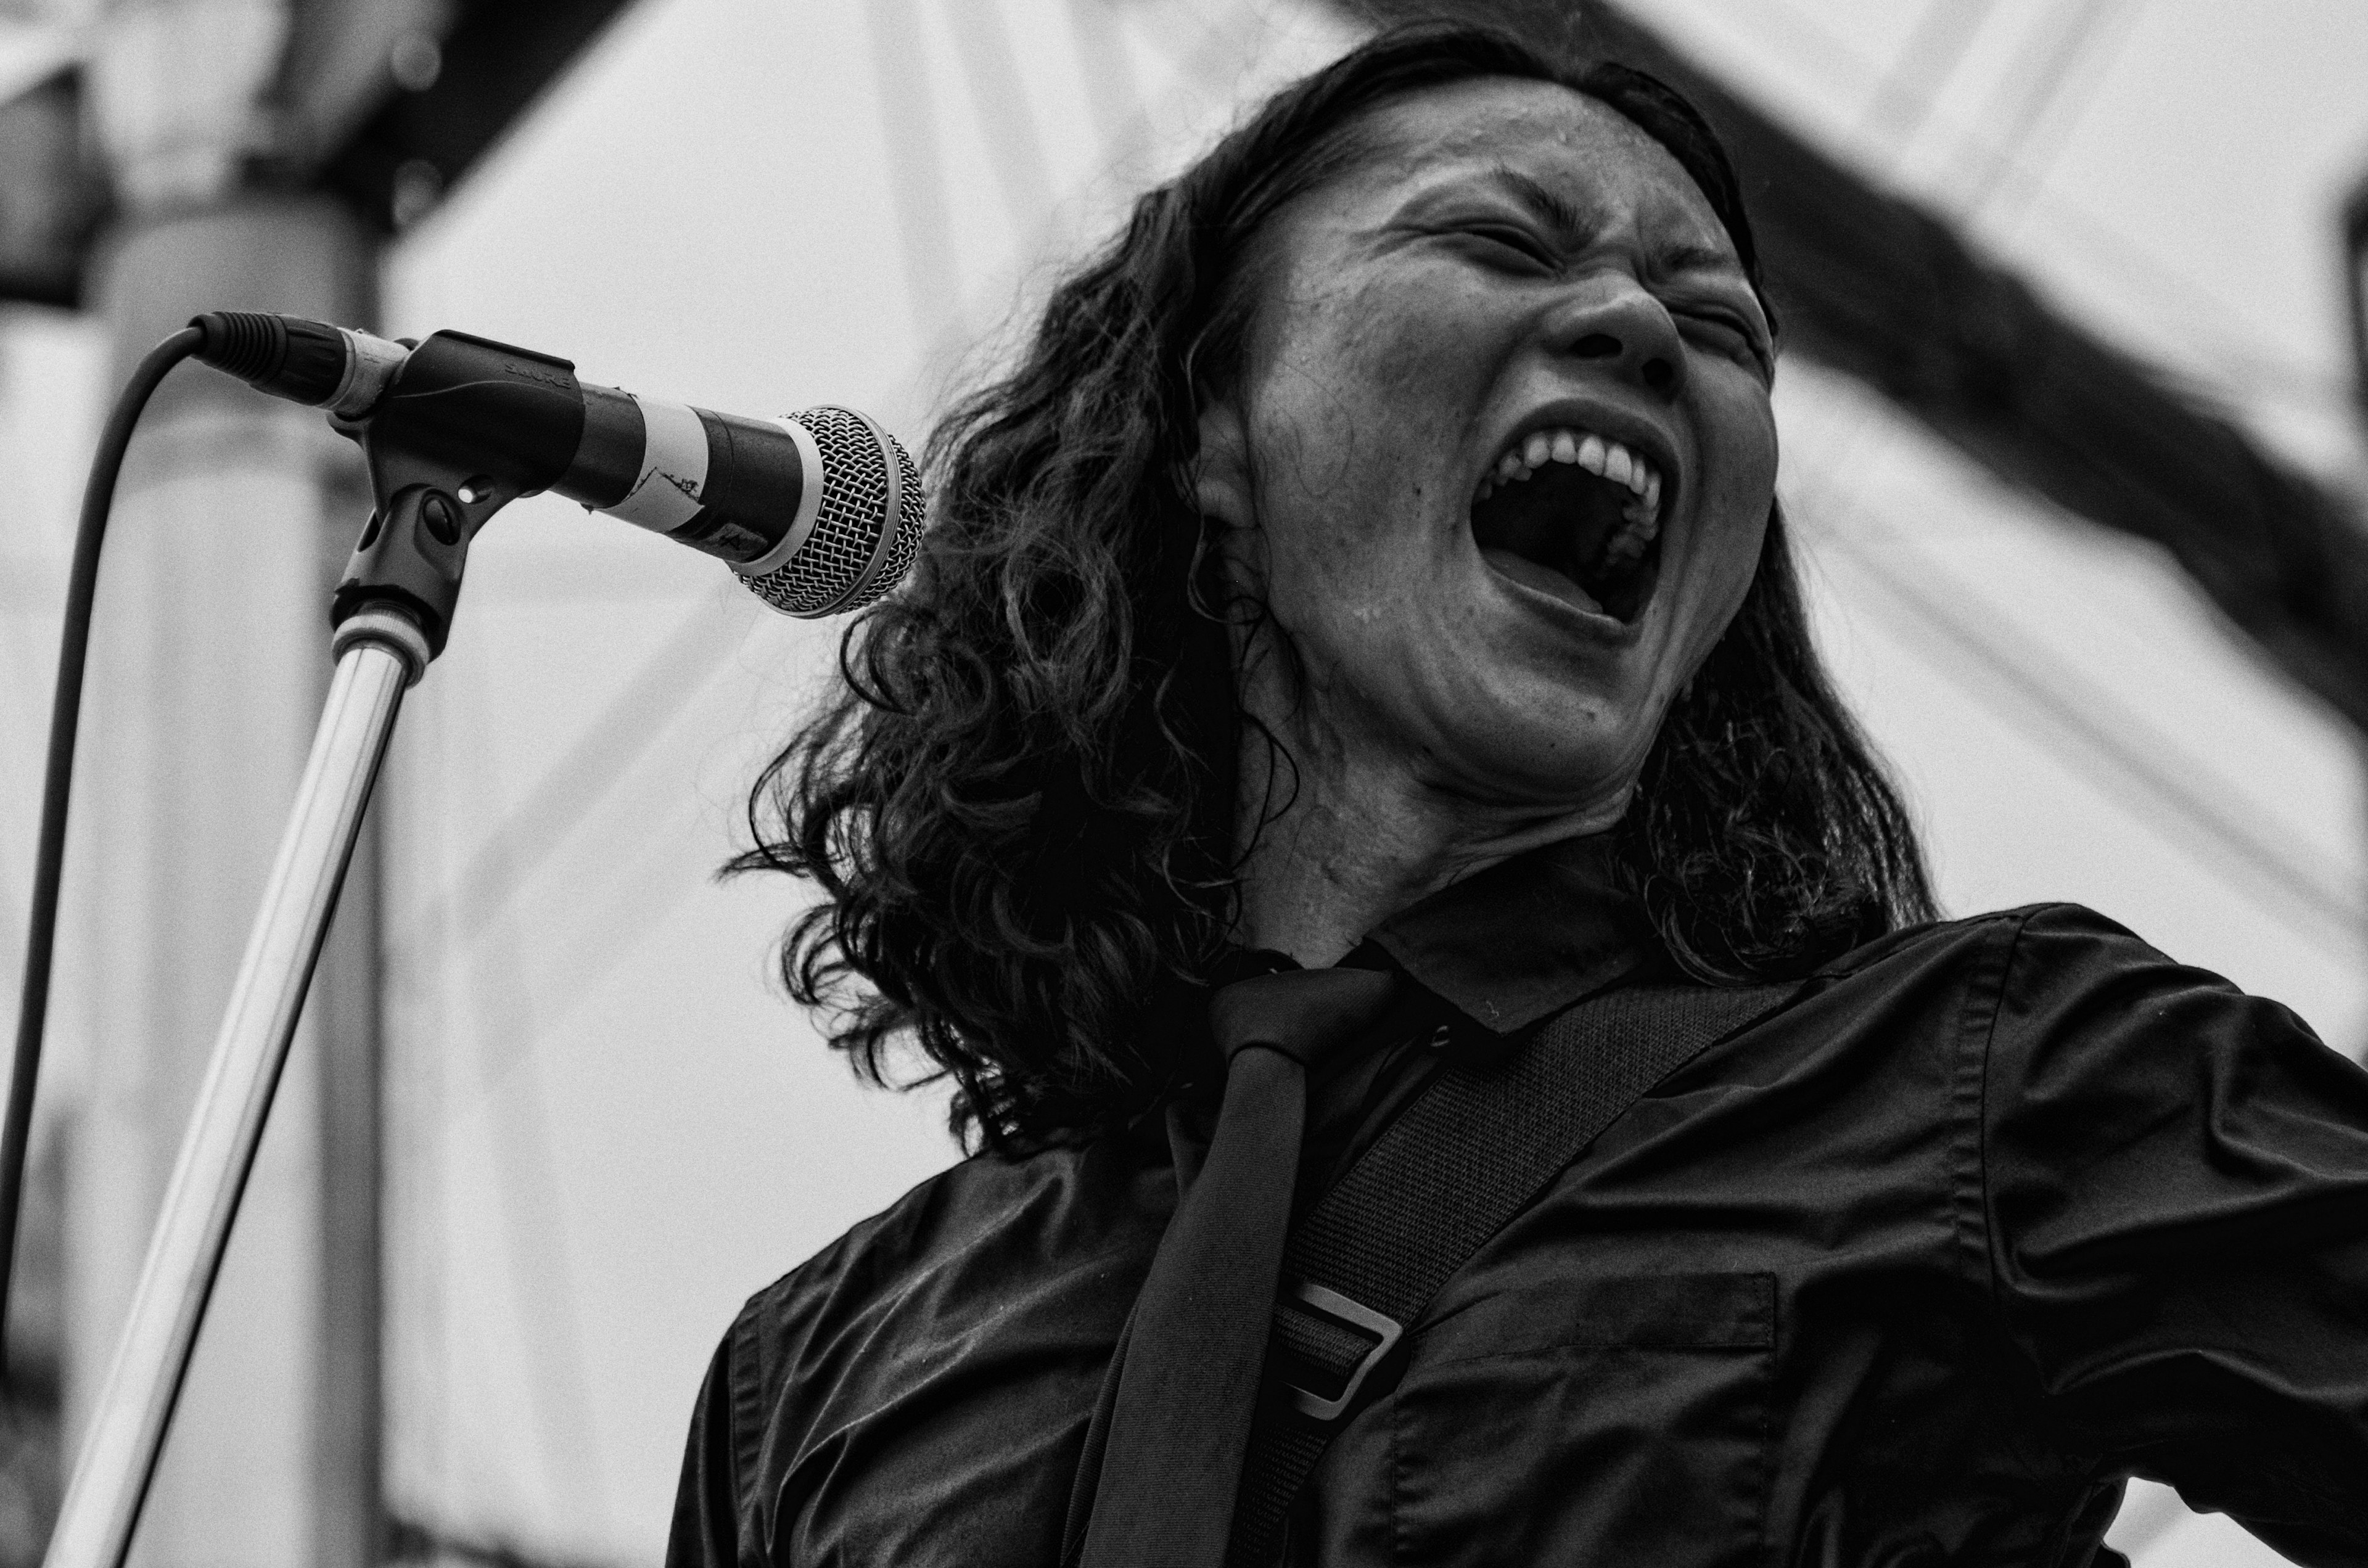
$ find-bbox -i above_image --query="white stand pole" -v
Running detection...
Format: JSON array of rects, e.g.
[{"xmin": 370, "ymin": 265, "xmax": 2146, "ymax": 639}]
[
  {"xmin": 73, "ymin": 194, "xmax": 384, "ymax": 1568},
  {"xmin": 44, "ymin": 608, "xmax": 427, "ymax": 1568}
]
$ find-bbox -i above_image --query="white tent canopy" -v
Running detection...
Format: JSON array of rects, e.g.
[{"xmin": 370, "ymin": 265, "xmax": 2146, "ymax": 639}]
[{"xmin": 2, "ymin": 1, "xmax": 2362, "ymax": 1562}]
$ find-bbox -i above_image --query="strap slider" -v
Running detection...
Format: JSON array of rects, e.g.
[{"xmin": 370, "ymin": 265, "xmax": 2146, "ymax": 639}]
[{"xmin": 1276, "ymin": 1281, "xmax": 1403, "ymax": 1424}]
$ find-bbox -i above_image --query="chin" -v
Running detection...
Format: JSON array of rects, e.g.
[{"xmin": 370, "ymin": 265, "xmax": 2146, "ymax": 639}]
[{"xmin": 1426, "ymin": 681, "xmax": 1662, "ymax": 810}]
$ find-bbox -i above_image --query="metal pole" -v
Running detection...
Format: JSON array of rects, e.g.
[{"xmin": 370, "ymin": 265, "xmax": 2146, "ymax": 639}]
[{"xmin": 43, "ymin": 607, "xmax": 428, "ymax": 1568}]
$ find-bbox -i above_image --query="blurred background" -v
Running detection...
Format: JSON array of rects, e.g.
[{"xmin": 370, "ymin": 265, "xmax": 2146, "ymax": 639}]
[{"xmin": 1, "ymin": 1, "xmax": 2364, "ymax": 1564}]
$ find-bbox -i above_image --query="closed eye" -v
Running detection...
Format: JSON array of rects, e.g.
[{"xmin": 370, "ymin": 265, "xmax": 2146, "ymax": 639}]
[
  {"xmin": 1452, "ymin": 223, "xmax": 1558, "ymax": 271},
  {"xmin": 1677, "ymin": 310, "xmax": 1772, "ymax": 377}
]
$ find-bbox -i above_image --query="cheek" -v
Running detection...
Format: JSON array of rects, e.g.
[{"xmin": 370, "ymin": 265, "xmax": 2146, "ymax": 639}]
[
  {"xmin": 1667, "ymin": 400, "xmax": 1775, "ymax": 667},
  {"xmin": 1699, "ymin": 387, "xmax": 1778, "ymax": 510},
  {"xmin": 1246, "ymin": 315, "xmax": 1477, "ymax": 601},
  {"xmin": 1257, "ymin": 262, "xmax": 1498, "ymax": 458},
  {"xmin": 1692, "ymin": 393, "xmax": 1777, "ymax": 560},
  {"xmin": 1695, "ymin": 511, "xmax": 1767, "ymax": 649},
  {"xmin": 1680, "ymin": 492, "xmax": 1766, "ymax": 625}
]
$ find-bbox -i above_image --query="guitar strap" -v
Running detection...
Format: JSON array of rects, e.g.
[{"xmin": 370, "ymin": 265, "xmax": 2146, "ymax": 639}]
[{"xmin": 1061, "ymin": 977, "xmax": 1799, "ymax": 1567}]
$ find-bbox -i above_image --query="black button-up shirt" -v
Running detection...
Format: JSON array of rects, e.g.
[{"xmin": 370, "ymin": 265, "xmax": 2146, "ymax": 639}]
[{"xmin": 666, "ymin": 837, "xmax": 2368, "ymax": 1567}]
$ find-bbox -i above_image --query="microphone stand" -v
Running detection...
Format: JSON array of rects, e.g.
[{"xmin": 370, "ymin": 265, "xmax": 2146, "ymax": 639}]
[{"xmin": 44, "ymin": 417, "xmax": 520, "ymax": 1568}]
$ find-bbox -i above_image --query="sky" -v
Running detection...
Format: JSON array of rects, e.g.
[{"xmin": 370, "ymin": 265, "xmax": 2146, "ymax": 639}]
[{"xmin": 4, "ymin": 1, "xmax": 2367, "ymax": 1562}]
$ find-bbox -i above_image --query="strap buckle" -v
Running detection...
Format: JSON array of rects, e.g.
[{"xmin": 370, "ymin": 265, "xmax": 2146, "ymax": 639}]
[{"xmin": 1275, "ymin": 1280, "xmax": 1403, "ymax": 1424}]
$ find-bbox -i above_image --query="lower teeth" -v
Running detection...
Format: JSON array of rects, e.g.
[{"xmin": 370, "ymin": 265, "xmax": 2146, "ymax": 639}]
[
  {"xmin": 1599, "ymin": 538, "xmax": 1648, "ymax": 575},
  {"xmin": 1597, "ymin": 503, "xmax": 1658, "ymax": 570}
]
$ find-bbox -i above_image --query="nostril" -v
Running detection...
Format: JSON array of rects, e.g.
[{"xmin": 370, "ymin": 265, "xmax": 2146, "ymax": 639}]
[
  {"xmin": 1572, "ymin": 332, "xmax": 1621, "ymax": 359},
  {"xmin": 1642, "ymin": 357, "xmax": 1676, "ymax": 393}
]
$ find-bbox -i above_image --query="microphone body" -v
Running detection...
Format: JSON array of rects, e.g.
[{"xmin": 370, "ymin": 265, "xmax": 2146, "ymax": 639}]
[{"xmin": 186, "ymin": 311, "xmax": 924, "ymax": 620}]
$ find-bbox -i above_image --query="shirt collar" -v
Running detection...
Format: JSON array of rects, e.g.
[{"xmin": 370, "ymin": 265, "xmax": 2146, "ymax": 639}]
[{"xmin": 1361, "ymin": 832, "xmax": 1649, "ymax": 1036}]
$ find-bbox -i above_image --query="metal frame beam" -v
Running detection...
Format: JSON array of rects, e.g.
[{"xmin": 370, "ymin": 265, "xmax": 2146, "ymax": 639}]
[
  {"xmin": 311, "ymin": 0, "xmax": 639, "ymax": 232},
  {"xmin": 0, "ymin": 0, "xmax": 641, "ymax": 306},
  {"xmin": 0, "ymin": 70, "xmax": 104, "ymax": 309}
]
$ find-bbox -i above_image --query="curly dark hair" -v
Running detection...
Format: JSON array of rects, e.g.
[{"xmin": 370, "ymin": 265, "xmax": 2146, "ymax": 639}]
[{"xmin": 730, "ymin": 22, "xmax": 1936, "ymax": 1153}]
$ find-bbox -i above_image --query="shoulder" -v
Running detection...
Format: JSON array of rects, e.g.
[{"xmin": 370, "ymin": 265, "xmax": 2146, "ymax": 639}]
[
  {"xmin": 718, "ymin": 1126, "xmax": 1174, "ymax": 1442},
  {"xmin": 1758, "ymin": 900, "xmax": 2327, "ymax": 1101},
  {"xmin": 686, "ymin": 1131, "xmax": 1173, "ymax": 1559},
  {"xmin": 1830, "ymin": 903, "xmax": 2349, "ymax": 1137},
  {"xmin": 1803, "ymin": 900, "xmax": 2235, "ymax": 1032},
  {"xmin": 747, "ymin": 1128, "xmax": 1164, "ymax": 1332},
  {"xmin": 1815, "ymin": 900, "xmax": 2149, "ymax": 984},
  {"xmin": 1846, "ymin": 898, "xmax": 2298, "ymax": 1038},
  {"xmin": 1737, "ymin": 903, "xmax": 2111, "ymax": 1059}
]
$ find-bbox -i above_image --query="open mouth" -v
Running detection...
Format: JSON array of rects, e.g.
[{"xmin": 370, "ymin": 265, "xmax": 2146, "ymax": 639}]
[{"xmin": 1469, "ymin": 425, "xmax": 1668, "ymax": 624}]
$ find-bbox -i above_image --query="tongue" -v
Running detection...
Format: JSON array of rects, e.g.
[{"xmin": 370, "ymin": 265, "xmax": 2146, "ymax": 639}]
[
  {"xmin": 1480, "ymin": 546, "xmax": 1606, "ymax": 616},
  {"xmin": 1470, "ymin": 462, "xmax": 1630, "ymax": 615}
]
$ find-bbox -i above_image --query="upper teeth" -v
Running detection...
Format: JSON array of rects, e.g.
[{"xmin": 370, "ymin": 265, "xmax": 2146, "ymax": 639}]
[{"xmin": 1475, "ymin": 427, "xmax": 1664, "ymax": 530}]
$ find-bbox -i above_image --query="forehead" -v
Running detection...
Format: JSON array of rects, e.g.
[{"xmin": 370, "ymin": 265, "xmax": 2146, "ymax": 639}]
[{"xmin": 1317, "ymin": 76, "xmax": 1738, "ymax": 263}]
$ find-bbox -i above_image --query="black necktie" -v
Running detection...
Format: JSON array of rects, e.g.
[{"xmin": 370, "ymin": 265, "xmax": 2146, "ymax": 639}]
[{"xmin": 1077, "ymin": 964, "xmax": 1402, "ymax": 1568}]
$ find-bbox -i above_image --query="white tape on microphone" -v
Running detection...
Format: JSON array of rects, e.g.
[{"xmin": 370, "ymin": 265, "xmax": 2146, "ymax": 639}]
[
  {"xmin": 733, "ymin": 416, "xmax": 827, "ymax": 580},
  {"xmin": 610, "ymin": 393, "xmax": 710, "ymax": 532}
]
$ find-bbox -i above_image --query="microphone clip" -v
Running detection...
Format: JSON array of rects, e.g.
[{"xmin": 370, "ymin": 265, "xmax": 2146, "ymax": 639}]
[{"xmin": 329, "ymin": 329, "xmax": 588, "ymax": 657}]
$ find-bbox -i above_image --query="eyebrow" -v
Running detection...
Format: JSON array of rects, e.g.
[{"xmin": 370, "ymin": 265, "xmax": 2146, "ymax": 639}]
[{"xmin": 1492, "ymin": 167, "xmax": 1590, "ymax": 244}]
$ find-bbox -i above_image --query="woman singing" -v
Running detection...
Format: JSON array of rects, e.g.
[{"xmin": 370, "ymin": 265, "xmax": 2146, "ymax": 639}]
[{"xmin": 668, "ymin": 25, "xmax": 2368, "ymax": 1567}]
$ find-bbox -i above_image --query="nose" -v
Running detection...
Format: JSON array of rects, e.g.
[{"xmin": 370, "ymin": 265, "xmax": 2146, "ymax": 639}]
[{"xmin": 1546, "ymin": 279, "xmax": 1687, "ymax": 400}]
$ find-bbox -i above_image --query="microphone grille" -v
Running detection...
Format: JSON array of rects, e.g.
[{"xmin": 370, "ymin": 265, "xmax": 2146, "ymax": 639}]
[{"xmin": 738, "ymin": 406, "xmax": 926, "ymax": 618}]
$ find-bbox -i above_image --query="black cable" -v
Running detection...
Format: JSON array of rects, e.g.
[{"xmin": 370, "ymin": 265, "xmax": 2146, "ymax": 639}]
[{"xmin": 1, "ymin": 327, "xmax": 202, "ymax": 1383}]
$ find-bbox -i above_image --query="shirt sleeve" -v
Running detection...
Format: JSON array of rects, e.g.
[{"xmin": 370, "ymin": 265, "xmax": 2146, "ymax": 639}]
[
  {"xmin": 1982, "ymin": 903, "xmax": 2368, "ymax": 1566},
  {"xmin": 667, "ymin": 1328, "xmax": 750, "ymax": 1568}
]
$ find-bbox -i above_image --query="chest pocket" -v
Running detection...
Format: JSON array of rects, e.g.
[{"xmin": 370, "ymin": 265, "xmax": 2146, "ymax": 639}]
[{"xmin": 1387, "ymin": 1271, "xmax": 1775, "ymax": 1568}]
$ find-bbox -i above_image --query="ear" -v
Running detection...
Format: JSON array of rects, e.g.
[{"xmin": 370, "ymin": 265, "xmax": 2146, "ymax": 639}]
[{"xmin": 1191, "ymin": 395, "xmax": 1255, "ymax": 531}]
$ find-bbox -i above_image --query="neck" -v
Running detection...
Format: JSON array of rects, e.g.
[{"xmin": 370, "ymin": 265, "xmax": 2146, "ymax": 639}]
[{"xmin": 1229, "ymin": 713, "xmax": 1626, "ymax": 967}]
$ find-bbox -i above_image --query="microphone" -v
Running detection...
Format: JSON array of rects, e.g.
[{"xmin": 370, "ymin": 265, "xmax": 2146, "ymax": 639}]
[{"xmin": 185, "ymin": 310, "xmax": 925, "ymax": 620}]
